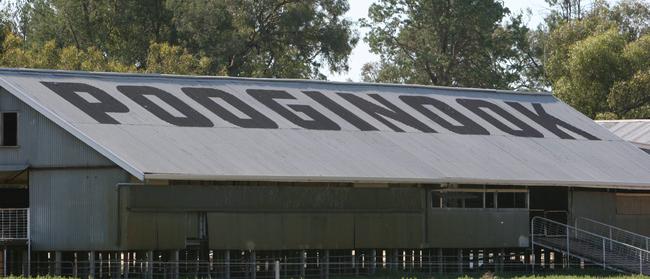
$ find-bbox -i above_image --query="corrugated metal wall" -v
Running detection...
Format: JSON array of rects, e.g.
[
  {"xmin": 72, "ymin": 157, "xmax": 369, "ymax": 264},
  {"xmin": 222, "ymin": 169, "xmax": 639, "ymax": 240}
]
[
  {"xmin": 427, "ymin": 210, "xmax": 529, "ymax": 248},
  {"xmin": 570, "ymin": 190, "xmax": 650, "ymax": 236},
  {"xmin": 126, "ymin": 185, "xmax": 423, "ymax": 212},
  {"xmin": 123, "ymin": 212, "xmax": 187, "ymax": 250},
  {"xmin": 0, "ymin": 89, "xmax": 129, "ymax": 251},
  {"xmin": 123, "ymin": 184, "xmax": 530, "ymax": 250},
  {"xmin": 0, "ymin": 89, "xmax": 113, "ymax": 167},
  {"xmin": 30, "ymin": 168, "xmax": 129, "ymax": 251},
  {"xmin": 124, "ymin": 184, "xmax": 426, "ymax": 250},
  {"xmin": 207, "ymin": 213, "xmax": 355, "ymax": 250}
]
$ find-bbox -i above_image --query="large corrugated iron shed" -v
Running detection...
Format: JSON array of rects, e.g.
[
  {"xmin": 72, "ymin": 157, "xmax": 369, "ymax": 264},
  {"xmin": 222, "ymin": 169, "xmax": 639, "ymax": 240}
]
[
  {"xmin": 1, "ymin": 68, "xmax": 650, "ymax": 189},
  {"xmin": 597, "ymin": 120, "xmax": 650, "ymax": 150}
]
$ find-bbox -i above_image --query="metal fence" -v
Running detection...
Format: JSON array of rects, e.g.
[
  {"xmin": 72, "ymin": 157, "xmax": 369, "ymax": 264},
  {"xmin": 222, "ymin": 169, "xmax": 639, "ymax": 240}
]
[
  {"xmin": 0, "ymin": 249, "xmax": 632, "ymax": 278},
  {"xmin": 0, "ymin": 208, "xmax": 28, "ymax": 240},
  {"xmin": 15, "ymin": 259, "xmax": 565, "ymax": 279},
  {"xmin": 9, "ymin": 258, "xmax": 628, "ymax": 279},
  {"xmin": 532, "ymin": 216, "xmax": 649, "ymax": 275}
]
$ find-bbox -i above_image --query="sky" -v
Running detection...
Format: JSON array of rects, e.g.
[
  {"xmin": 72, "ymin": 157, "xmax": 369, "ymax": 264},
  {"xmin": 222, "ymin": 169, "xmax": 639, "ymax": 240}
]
[{"xmin": 327, "ymin": 0, "xmax": 551, "ymax": 82}]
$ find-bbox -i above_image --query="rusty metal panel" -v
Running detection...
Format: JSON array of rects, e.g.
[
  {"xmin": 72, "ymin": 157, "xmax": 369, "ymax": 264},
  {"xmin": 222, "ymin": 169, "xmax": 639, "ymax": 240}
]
[
  {"xmin": 569, "ymin": 191, "xmax": 617, "ymax": 224},
  {"xmin": 354, "ymin": 213, "xmax": 424, "ymax": 248},
  {"xmin": 1, "ymin": 69, "xmax": 649, "ymax": 188},
  {"xmin": 128, "ymin": 185, "xmax": 425, "ymax": 250},
  {"xmin": 615, "ymin": 215, "xmax": 650, "ymax": 236},
  {"xmin": 570, "ymin": 190, "xmax": 650, "ymax": 236},
  {"xmin": 125, "ymin": 184, "xmax": 423, "ymax": 212},
  {"xmin": 207, "ymin": 213, "xmax": 283, "ymax": 250},
  {"xmin": 29, "ymin": 168, "xmax": 129, "ymax": 251},
  {"xmin": 282, "ymin": 214, "xmax": 354, "ymax": 249},
  {"xmin": 123, "ymin": 212, "xmax": 186, "ymax": 250},
  {"xmin": 427, "ymin": 209, "xmax": 529, "ymax": 248},
  {"xmin": 207, "ymin": 213, "xmax": 354, "ymax": 250},
  {"xmin": 185, "ymin": 212, "xmax": 200, "ymax": 240}
]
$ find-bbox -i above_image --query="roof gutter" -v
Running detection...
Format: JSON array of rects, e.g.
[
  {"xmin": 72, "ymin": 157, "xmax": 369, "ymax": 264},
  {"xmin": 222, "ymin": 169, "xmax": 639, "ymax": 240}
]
[{"xmin": 143, "ymin": 173, "xmax": 650, "ymax": 190}]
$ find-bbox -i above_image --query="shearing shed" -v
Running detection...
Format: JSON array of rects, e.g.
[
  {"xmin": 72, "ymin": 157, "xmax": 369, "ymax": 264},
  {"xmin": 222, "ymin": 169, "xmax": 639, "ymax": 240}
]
[{"xmin": 0, "ymin": 69, "xmax": 648, "ymax": 278}]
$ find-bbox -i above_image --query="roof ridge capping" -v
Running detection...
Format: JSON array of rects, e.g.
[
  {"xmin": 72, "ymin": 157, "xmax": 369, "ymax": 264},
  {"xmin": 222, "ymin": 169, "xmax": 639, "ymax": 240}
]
[{"xmin": 0, "ymin": 67, "xmax": 552, "ymax": 96}]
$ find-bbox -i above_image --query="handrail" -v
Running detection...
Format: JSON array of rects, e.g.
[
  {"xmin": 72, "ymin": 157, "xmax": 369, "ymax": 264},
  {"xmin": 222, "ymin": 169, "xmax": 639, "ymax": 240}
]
[
  {"xmin": 532, "ymin": 216, "xmax": 649, "ymax": 275},
  {"xmin": 577, "ymin": 217, "xmax": 650, "ymax": 250},
  {"xmin": 531, "ymin": 216, "xmax": 650, "ymax": 253}
]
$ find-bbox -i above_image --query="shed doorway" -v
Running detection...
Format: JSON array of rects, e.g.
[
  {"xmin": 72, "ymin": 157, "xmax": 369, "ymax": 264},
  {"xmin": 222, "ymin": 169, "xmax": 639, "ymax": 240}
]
[{"xmin": 529, "ymin": 187, "xmax": 569, "ymax": 224}]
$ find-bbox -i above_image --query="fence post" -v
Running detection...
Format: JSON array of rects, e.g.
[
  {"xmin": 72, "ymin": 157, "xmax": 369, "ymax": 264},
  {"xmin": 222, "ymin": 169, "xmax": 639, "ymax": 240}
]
[
  {"xmin": 437, "ymin": 248, "xmax": 443, "ymax": 274},
  {"xmin": 124, "ymin": 252, "xmax": 130, "ymax": 279},
  {"xmin": 370, "ymin": 249, "xmax": 377, "ymax": 274},
  {"xmin": 250, "ymin": 251, "xmax": 256, "ymax": 279},
  {"xmin": 566, "ymin": 226, "xmax": 570, "ymax": 269},
  {"xmin": 274, "ymin": 260, "xmax": 280, "ymax": 279},
  {"xmin": 224, "ymin": 250, "xmax": 231, "ymax": 279},
  {"xmin": 320, "ymin": 250, "xmax": 330, "ymax": 279},
  {"xmin": 300, "ymin": 250, "xmax": 306, "ymax": 278},
  {"xmin": 3, "ymin": 248, "xmax": 7, "ymax": 277},
  {"xmin": 324, "ymin": 250, "xmax": 330, "ymax": 279},
  {"xmin": 456, "ymin": 249, "xmax": 461, "ymax": 274},
  {"xmin": 26, "ymin": 209, "xmax": 30, "ymax": 278},
  {"xmin": 531, "ymin": 248, "xmax": 535, "ymax": 274},
  {"xmin": 146, "ymin": 251, "xmax": 154, "ymax": 279},
  {"xmin": 640, "ymin": 253, "xmax": 643, "ymax": 275},
  {"xmin": 55, "ymin": 251, "xmax": 62, "ymax": 276},
  {"xmin": 531, "ymin": 218, "xmax": 535, "ymax": 274},
  {"xmin": 602, "ymin": 238, "xmax": 606, "ymax": 270},
  {"xmin": 89, "ymin": 251, "xmax": 96, "ymax": 279},
  {"xmin": 609, "ymin": 227, "xmax": 613, "ymax": 250},
  {"xmin": 171, "ymin": 250, "xmax": 179, "ymax": 279}
]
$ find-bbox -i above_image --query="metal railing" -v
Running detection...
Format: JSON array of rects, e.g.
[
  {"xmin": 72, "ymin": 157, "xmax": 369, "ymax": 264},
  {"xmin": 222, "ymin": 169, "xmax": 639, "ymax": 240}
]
[
  {"xmin": 531, "ymin": 216, "xmax": 650, "ymax": 275},
  {"xmin": 0, "ymin": 208, "xmax": 28, "ymax": 240},
  {"xmin": 576, "ymin": 217, "xmax": 650, "ymax": 251}
]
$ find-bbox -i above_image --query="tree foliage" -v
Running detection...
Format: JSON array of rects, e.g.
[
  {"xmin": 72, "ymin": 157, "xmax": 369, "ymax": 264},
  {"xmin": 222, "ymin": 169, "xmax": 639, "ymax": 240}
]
[
  {"xmin": 540, "ymin": 0, "xmax": 650, "ymax": 119},
  {"xmin": 361, "ymin": 0, "xmax": 650, "ymax": 120},
  {"xmin": 360, "ymin": 0, "xmax": 535, "ymax": 89},
  {"xmin": 2, "ymin": 0, "xmax": 650, "ymax": 120},
  {"xmin": 0, "ymin": 0, "xmax": 357, "ymax": 79}
]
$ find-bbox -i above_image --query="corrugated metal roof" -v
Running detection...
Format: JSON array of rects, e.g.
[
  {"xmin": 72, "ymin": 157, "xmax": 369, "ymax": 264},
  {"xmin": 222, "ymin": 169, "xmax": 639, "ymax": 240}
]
[
  {"xmin": 597, "ymin": 120, "xmax": 650, "ymax": 150},
  {"xmin": 1, "ymin": 68, "xmax": 650, "ymax": 189},
  {"xmin": 0, "ymin": 164, "xmax": 28, "ymax": 172}
]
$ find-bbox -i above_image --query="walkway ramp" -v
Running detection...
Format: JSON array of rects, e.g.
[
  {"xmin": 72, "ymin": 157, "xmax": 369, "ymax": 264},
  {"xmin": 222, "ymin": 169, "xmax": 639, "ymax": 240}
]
[{"xmin": 531, "ymin": 216, "xmax": 649, "ymax": 275}]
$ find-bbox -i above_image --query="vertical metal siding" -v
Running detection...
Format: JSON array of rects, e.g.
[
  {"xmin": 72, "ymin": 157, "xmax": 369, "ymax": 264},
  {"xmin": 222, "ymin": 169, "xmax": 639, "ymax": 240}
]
[
  {"xmin": 30, "ymin": 168, "xmax": 129, "ymax": 251},
  {"xmin": 570, "ymin": 191, "xmax": 650, "ymax": 236},
  {"xmin": 427, "ymin": 210, "xmax": 530, "ymax": 248},
  {"xmin": 0, "ymin": 88, "xmax": 127, "ymax": 251},
  {"xmin": 0, "ymin": 89, "xmax": 113, "ymax": 167}
]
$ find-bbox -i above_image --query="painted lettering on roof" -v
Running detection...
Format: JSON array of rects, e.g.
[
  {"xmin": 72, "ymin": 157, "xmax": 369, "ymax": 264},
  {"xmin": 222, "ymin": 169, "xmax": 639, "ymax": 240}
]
[{"xmin": 41, "ymin": 81, "xmax": 598, "ymax": 140}]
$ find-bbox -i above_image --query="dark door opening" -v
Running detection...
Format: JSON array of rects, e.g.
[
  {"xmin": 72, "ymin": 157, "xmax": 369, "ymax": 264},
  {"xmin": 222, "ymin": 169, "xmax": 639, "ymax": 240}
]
[
  {"xmin": 529, "ymin": 187, "xmax": 569, "ymax": 224},
  {"xmin": 0, "ymin": 188, "xmax": 28, "ymax": 208}
]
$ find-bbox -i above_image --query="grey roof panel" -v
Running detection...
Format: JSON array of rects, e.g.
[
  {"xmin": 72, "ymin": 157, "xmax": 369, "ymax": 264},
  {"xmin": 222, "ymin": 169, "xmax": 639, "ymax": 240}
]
[
  {"xmin": 0, "ymin": 68, "xmax": 649, "ymax": 188},
  {"xmin": 597, "ymin": 120, "xmax": 650, "ymax": 149}
]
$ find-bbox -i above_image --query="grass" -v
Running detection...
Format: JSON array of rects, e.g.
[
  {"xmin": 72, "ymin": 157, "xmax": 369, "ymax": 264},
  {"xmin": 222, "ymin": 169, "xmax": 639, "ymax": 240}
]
[
  {"xmin": 2, "ymin": 270, "xmax": 648, "ymax": 279},
  {"xmin": 0, "ymin": 276, "xmax": 646, "ymax": 279},
  {"xmin": 331, "ymin": 275, "xmax": 648, "ymax": 279},
  {"xmin": 330, "ymin": 269, "xmax": 649, "ymax": 279}
]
